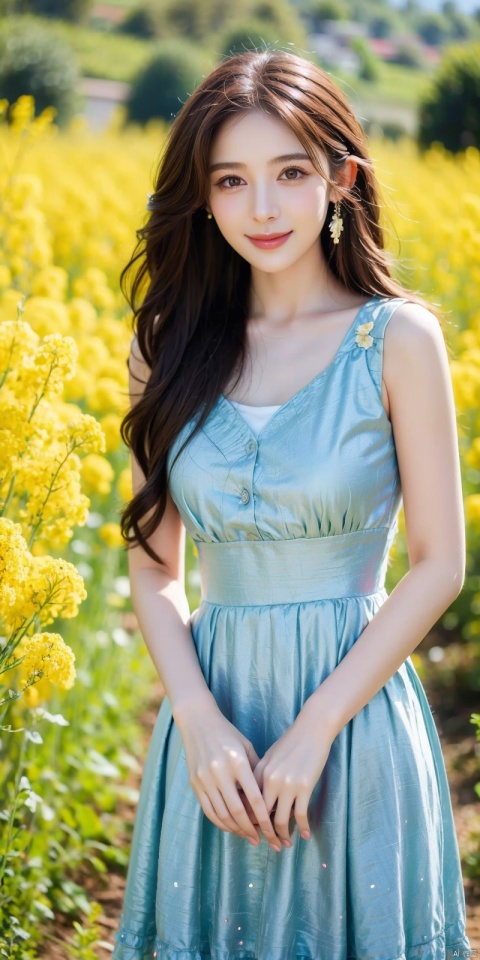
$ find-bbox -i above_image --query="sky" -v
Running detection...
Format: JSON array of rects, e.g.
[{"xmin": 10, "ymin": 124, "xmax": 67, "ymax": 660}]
[{"xmin": 390, "ymin": 0, "xmax": 480, "ymax": 11}]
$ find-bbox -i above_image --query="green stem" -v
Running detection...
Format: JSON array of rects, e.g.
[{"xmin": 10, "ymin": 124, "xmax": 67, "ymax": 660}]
[{"xmin": 0, "ymin": 727, "xmax": 28, "ymax": 887}]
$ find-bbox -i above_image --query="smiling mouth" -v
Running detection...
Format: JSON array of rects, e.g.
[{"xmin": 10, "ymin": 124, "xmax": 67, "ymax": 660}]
[{"xmin": 247, "ymin": 232, "xmax": 292, "ymax": 240}]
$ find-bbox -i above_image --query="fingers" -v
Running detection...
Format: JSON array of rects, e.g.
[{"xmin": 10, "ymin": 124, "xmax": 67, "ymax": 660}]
[
  {"xmin": 291, "ymin": 793, "xmax": 311, "ymax": 840},
  {"xmin": 218, "ymin": 782, "xmax": 263, "ymax": 845},
  {"xmin": 243, "ymin": 739, "xmax": 261, "ymax": 771},
  {"xmin": 237, "ymin": 787, "xmax": 259, "ymax": 825},
  {"xmin": 198, "ymin": 790, "xmax": 237, "ymax": 834},
  {"xmin": 269, "ymin": 793, "xmax": 295, "ymax": 847},
  {"xmin": 236, "ymin": 768, "xmax": 284, "ymax": 849}
]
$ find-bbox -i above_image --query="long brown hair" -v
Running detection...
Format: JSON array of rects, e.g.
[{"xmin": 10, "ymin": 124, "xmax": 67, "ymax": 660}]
[{"xmin": 119, "ymin": 48, "xmax": 443, "ymax": 566}]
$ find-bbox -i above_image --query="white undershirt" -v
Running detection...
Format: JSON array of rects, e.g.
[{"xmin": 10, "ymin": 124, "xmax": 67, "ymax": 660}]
[{"xmin": 230, "ymin": 400, "xmax": 281, "ymax": 436}]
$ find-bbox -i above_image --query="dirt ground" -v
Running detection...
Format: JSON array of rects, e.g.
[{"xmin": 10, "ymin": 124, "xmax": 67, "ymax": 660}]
[{"xmin": 38, "ymin": 679, "xmax": 480, "ymax": 959}]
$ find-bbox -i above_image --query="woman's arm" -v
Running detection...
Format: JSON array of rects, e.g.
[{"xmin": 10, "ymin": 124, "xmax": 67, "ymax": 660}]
[
  {"xmin": 127, "ymin": 336, "xmax": 218, "ymax": 727},
  {"xmin": 126, "ymin": 338, "xmax": 283, "ymax": 848},
  {"xmin": 300, "ymin": 301, "xmax": 466, "ymax": 740},
  {"xmin": 251, "ymin": 301, "xmax": 466, "ymax": 848}
]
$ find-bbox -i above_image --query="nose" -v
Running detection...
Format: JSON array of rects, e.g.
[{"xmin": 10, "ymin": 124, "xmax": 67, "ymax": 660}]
[{"xmin": 250, "ymin": 182, "xmax": 280, "ymax": 222}]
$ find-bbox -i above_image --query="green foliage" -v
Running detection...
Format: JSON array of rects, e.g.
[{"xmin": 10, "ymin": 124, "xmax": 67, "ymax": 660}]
[
  {"xmin": 160, "ymin": 0, "xmax": 220, "ymax": 42},
  {"xmin": 303, "ymin": 0, "xmax": 348, "ymax": 31},
  {"xmin": 14, "ymin": 0, "xmax": 94, "ymax": 21},
  {"xmin": 463, "ymin": 713, "xmax": 480, "ymax": 879},
  {"xmin": 350, "ymin": 36, "xmax": 381, "ymax": 82},
  {"xmin": 369, "ymin": 15, "xmax": 394, "ymax": 38},
  {"xmin": 213, "ymin": 0, "xmax": 308, "ymax": 61},
  {"xmin": 417, "ymin": 11, "xmax": 451, "ymax": 46},
  {"xmin": 65, "ymin": 901, "xmax": 104, "ymax": 960},
  {"xmin": 418, "ymin": 41, "xmax": 480, "ymax": 152},
  {"xmin": 116, "ymin": 1, "xmax": 162, "ymax": 38},
  {"xmin": 0, "ymin": 18, "xmax": 81, "ymax": 127},
  {"xmin": 441, "ymin": 0, "xmax": 474, "ymax": 41},
  {"xmin": 217, "ymin": 19, "xmax": 292, "ymax": 58},
  {"xmin": 390, "ymin": 42, "xmax": 424, "ymax": 69},
  {"xmin": 245, "ymin": 0, "xmax": 308, "ymax": 49},
  {"xmin": 124, "ymin": 39, "xmax": 205, "ymax": 125}
]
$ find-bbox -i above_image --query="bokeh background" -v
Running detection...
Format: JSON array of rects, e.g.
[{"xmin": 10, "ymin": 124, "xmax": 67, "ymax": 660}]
[{"xmin": 0, "ymin": 0, "xmax": 479, "ymax": 956}]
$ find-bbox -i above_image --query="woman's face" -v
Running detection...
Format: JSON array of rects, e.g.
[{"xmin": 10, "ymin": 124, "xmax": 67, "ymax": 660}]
[{"xmin": 206, "ymin": 108, "xmax": 336, "ymax": 273}]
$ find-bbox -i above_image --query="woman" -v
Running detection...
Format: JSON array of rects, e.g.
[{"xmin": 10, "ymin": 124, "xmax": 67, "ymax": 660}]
[{"xmin": 113, "ymin": 49, "xmax": 471, "ymax": 960}]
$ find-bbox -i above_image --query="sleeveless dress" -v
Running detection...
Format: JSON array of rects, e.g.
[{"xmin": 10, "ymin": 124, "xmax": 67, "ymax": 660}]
[{"xmin": 113, "ymin": 295, "xmax": 472, "ymax": 960}]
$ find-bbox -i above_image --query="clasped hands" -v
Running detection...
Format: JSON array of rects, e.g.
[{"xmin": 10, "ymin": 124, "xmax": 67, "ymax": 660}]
[{"xmin": 179, "ymin": 702, "xmax": 334, "ymax": 853}]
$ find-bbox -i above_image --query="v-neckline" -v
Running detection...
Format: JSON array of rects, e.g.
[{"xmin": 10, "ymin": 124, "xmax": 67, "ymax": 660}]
[{"xmin": 219, "ymin": 294, "xmax": 381, "ymax": 443}]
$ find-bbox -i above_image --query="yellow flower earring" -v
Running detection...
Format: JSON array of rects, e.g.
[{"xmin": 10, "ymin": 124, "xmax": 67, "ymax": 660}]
[{"xmin": 328, "ymin": 200, "xmax": 344, "ymax": 244}]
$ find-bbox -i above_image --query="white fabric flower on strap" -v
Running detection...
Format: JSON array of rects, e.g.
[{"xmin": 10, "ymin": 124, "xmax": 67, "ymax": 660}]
[{"xmin": 355, "ymin": 320, "xmax": 374, "ymax": 349}]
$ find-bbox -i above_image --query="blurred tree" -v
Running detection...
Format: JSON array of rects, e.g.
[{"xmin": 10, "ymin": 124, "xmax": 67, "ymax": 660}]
[
  {"xmin": 139, "ymin": 0, "xmax": 231, "ymax": 44},
  {"xmin": 350, "ymin": 36, "xmax": 381, "ymax": 81},
  {"xmin": 417, "ymin": 11, "xmax": 451, "ymax": 45},
  {"xmin": 124, "ymin": 39, "xmax": 205, "ymax": 125},
  {"xmin": 418, "ymin": 41, "xmax": 480, "ymax": 151},
  {"xmin": 116, "ymin": 1, "xmax": 162, "ymax": 38},
  {"xmin": 118, "ymin": 0, "xmax": 307, "ymax": 48},
  {"xmin": 390, "ymin": 42, "xmax": 424, "ymax": 67},
  {"xmin": 217, "ymin": 20, "xmax": 290, "ymax": 58},
  {"xmin": 441, "ymin": 1, "xmax": 474, "ymax": 40},
  {"xmin": 243, "ymin": 0, "xmax": 307, "ymax": 47},
  {"xmin": 12, "ymin": 0, "xmax": 94, "ymax": 22},
  {"xmin": 0, "ymin": 18, "xmax": 81, "ymax": 126},
  {"xmin": 369, "ymin": 16, "xmax": 394, "ymax": 38},
  {"xmin": 303, "ymin": 0, "xmax": 347, "ymax": 33},
  {"xmin": 211, "ymin": 0, "xmax": 307, "ymax": 58},
  {"xmin": 401, "ymin": 0, "xmax": 421, "ymax": 14}
]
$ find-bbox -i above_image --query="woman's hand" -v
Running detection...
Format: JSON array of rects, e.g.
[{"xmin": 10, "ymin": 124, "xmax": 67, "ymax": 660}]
[
  {"xmin": 250, "ymin": 712, "xmax": 334, "ymax": 845},
  {"xmin": 177, "ymin": 707, "xmax": 285, "ymax": 849}
]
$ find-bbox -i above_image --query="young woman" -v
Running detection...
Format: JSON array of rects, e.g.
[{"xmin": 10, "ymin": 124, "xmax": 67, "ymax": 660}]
[{"xmin": 113, "ymin": 49, "xmax": 472, "ymax": 960}]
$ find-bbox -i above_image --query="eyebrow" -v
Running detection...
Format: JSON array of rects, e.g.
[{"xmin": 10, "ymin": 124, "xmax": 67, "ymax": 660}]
[{"xmin": 208, "ymin": 152, "xmax": 312, "ymax": 174}]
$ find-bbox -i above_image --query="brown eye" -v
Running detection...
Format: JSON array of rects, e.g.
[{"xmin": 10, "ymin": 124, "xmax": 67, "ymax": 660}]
[{"xmin": 281, "ymin": 167, "xmax": 308, "ymax": 181}]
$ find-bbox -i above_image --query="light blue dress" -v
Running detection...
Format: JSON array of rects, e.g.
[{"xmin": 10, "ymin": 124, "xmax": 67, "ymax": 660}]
[{"xmin": 113, "ymin": 295, "xmax": 472, "ymax": 960}]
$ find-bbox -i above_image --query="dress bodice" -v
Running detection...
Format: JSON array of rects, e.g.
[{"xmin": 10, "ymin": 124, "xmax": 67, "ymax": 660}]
[{"xmin": 166, "ymin": 295, "xmax": 405, "ymax": 550}]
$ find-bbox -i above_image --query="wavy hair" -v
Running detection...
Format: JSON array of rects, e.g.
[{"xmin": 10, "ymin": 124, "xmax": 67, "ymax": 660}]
[{"xmin": 119, "ymin": 48, "xmax": 443, "ymax": 566}]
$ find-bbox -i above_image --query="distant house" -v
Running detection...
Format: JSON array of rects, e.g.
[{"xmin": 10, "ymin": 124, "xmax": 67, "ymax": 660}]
[
  {"xmin": 90, "ymin": 3, "xmax": 126, "ymax": 25},
  {"xmin": 77, "ymin": 77, "xmax": 129, "ymax": 131},
  {"xmin": 308, "ymin": 20, "xmax": 368, "ymax": 72},
  {"xmin": 309, "ymin": 20, "xmax": 441, "ymax": 70},
  {"xmin": 367, "ymin": 37, "xmax": 398, "ymax": 61}
]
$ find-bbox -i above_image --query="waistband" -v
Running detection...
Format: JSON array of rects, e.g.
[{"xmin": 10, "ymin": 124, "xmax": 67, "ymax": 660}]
[{"xmin": 195, "ymin": 528, "xmax": 391, "ymax": 606}]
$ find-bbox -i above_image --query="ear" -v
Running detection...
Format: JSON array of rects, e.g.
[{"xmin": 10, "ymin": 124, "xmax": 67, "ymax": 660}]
[{"xmin": 331, "ymin": 156, "xmax": 358, "ymax": 204}]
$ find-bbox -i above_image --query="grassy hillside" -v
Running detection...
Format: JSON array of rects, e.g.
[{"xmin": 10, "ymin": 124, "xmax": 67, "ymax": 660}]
[{"xmin": 6, "ymin": 12, "xmax": 431, "ymax": 112}]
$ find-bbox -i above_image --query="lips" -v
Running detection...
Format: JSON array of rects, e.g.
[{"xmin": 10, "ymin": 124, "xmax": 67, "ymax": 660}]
[
  {"xmin": 247, "ymin": 232, "xmax": 291, "ymax": 240},
  {"xmin": 246, "ymin": 231, "xmax": 293, "ymax": 249}
]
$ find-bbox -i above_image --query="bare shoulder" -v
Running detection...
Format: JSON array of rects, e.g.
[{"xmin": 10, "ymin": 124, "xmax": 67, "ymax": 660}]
[
  {"xmin": 385, "ymin": 300, "xmax": 445, "ymax": 346},
  {"xmin": 383, "ymin": 300, "xmax": 448, "ymax": 383}
]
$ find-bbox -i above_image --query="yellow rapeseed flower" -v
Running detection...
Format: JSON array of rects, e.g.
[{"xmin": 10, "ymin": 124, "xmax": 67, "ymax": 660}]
[
  {"xmin": 100, "ymin": 412, "xmax": 123, "ymax": 452},
  {"xmin": 117, "ymin": 467, "xmax": 132, "ymax": 503},
  {"xmin": 0, "ymin": 318, "xmax": 39, "ymax": 374},
  {"xmin": 465, "ymin": 494, "xmax": 480, "ymax": 527},
  {"xmin": 0, "ymin": 518, "xmax": 30, "ymax": 616},
  {"xmin": 99, "ymin": 522, "xmax": 125, "ymax": 548},
  {"xmin": 80, "ymin": 453, "xmax": 115, "ymax": 496},
  {"xmin": 17, "ymin": 632, "xmax": 76, "ymax": 691},
  {"xmin": 30, "ymin": 266, "xmax": 69, "ymax": 301},
  {"xmin": 9, "ymin": 95, "xmax": 35, "ymax": 133},
  {"xmin": 5, "ymin": 553, "xmax": 87, "ymax": 633}
]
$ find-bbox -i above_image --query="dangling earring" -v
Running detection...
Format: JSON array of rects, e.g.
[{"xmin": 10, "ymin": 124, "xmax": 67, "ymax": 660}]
[
  {"xmin": 206, "ymin": 211, "xmax": 213, "ymax": 219},
  {"xmin": 329, "ymin": 200, "xmax": 344, "ymax": 245}
]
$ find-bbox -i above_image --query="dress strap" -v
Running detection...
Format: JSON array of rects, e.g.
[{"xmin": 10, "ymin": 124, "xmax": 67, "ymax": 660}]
[{"xmin": 363, "ymin": 296, "xmax": 409, "ymax": 396}]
